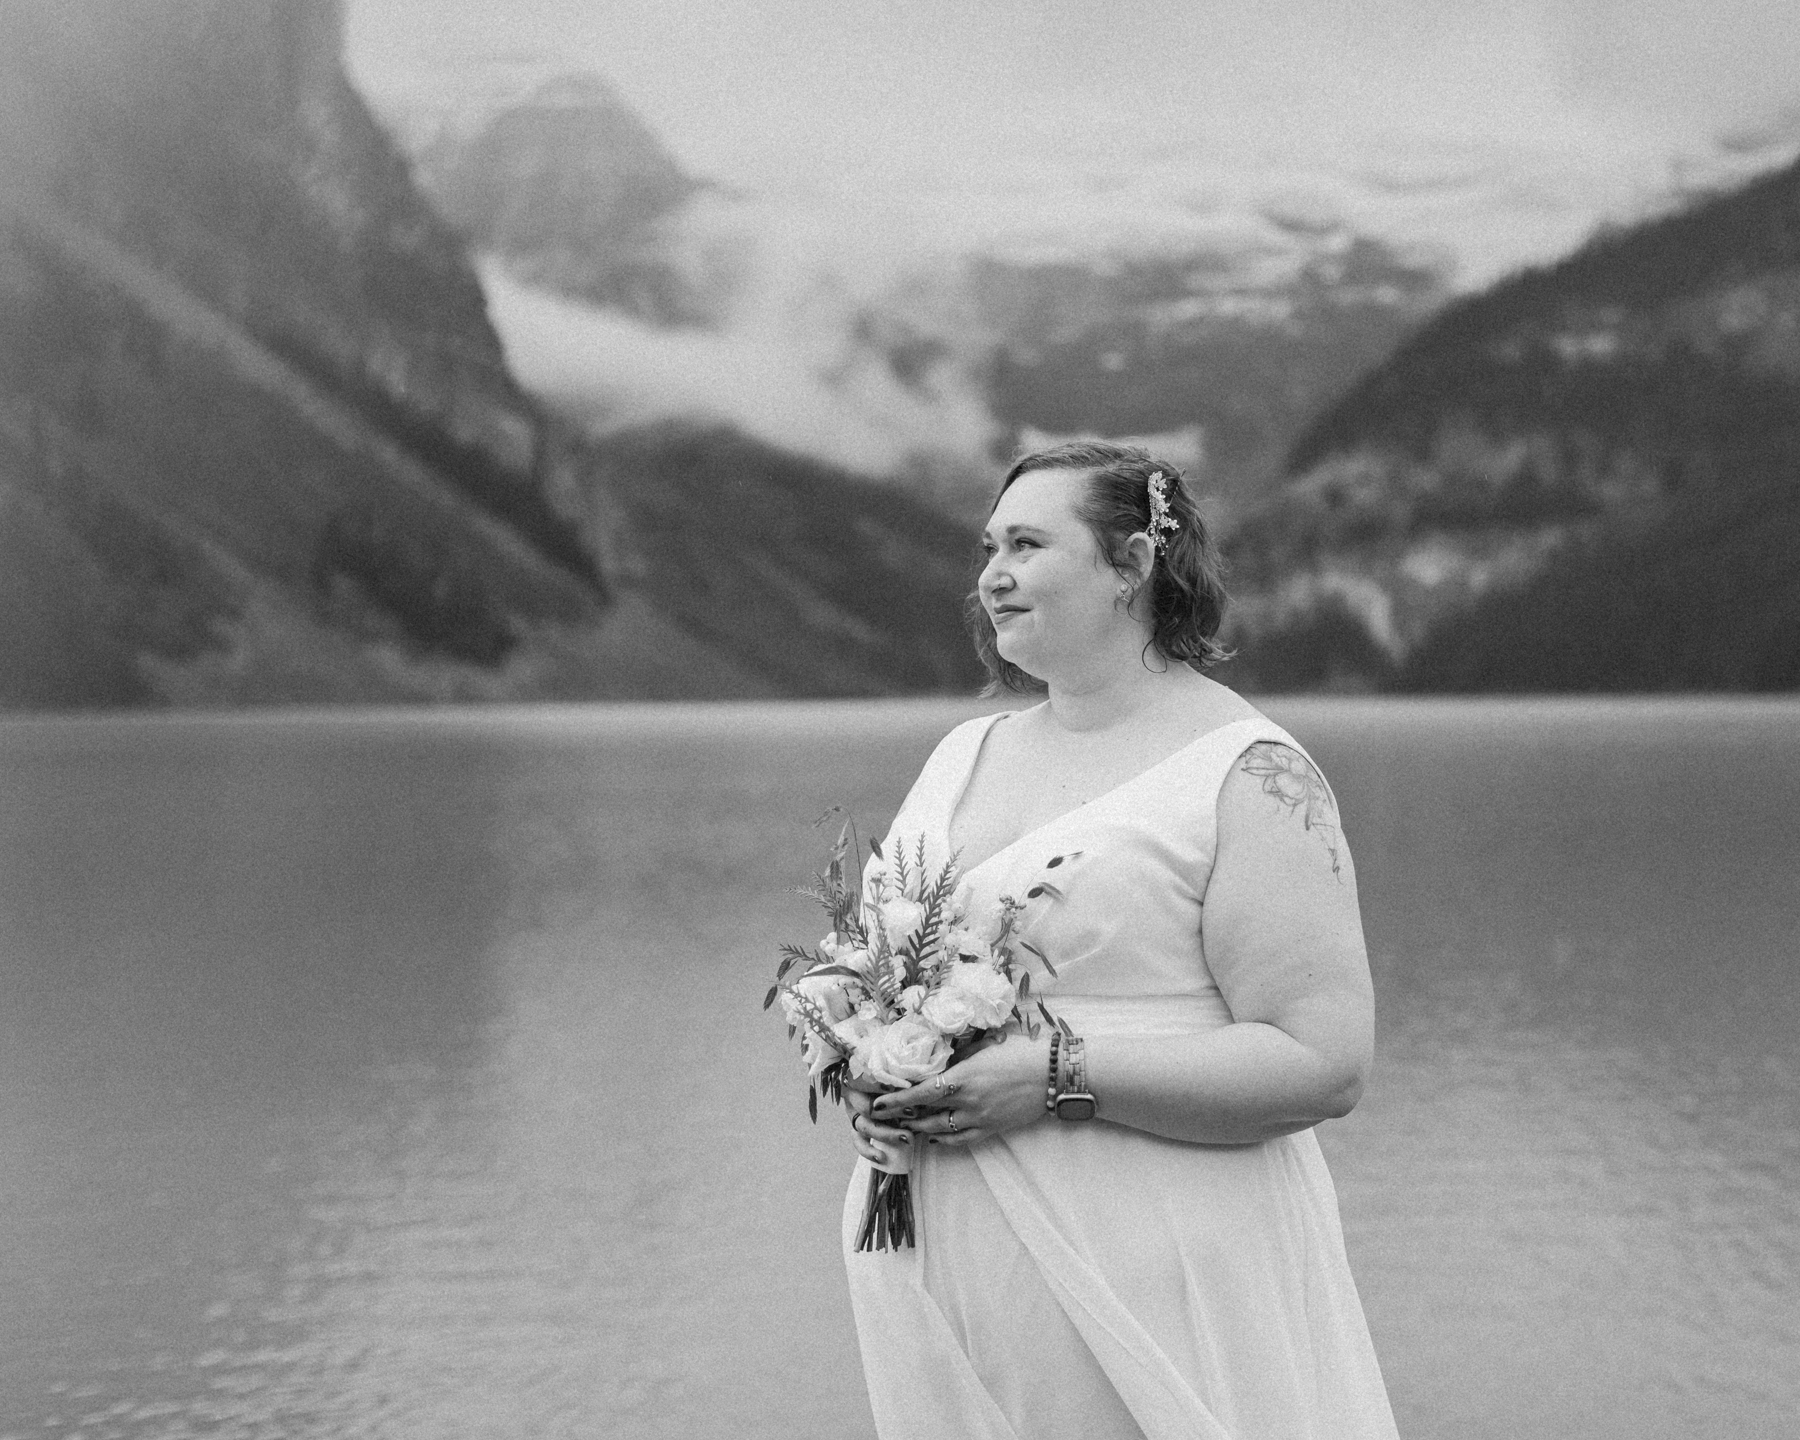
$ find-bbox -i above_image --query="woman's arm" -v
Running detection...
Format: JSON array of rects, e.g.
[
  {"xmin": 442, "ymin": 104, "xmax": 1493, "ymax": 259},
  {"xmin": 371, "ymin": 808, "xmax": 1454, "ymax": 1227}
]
[
  {"xmin": 1086, "ymin": 742, "xmax": 1373, "ymax": 1143},
  {"xmin": 873, "ymin": 743, "xmax": 1374, "ymax": 1146}
]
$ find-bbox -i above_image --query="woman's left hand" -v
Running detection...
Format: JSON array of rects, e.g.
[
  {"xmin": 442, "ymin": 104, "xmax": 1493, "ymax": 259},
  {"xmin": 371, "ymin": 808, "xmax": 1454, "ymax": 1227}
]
[{"xmin": 869, "ymin": 1029, "xmax": 1054, "ymax": 1147}]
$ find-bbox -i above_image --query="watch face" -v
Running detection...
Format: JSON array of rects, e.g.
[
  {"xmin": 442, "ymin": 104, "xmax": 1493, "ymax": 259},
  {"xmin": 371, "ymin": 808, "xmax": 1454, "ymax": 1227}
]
[{"xmin": 1055, "ymin": 1094, "xmax": 1097, "ymax": 1121}]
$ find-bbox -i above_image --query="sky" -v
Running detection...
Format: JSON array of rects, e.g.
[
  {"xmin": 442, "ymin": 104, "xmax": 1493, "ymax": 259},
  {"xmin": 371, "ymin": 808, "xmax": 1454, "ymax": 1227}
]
[{"xmin": 346, "ymin": 0, "xmax": 1800, "ymax": 288}]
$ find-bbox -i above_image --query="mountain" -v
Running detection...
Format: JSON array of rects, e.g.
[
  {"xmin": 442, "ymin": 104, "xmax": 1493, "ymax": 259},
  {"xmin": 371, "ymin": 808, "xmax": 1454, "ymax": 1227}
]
[
  {"xmin": 1219, "ymin": 151, "xmax": 1800, "ymax": 692},
  {"xmin": 586, "ymin": 423, "xmax": 983, "ymax": 695},
  {"xmin": 402, "ymin": 76, "xmax": 1449, "ymax": 523},
  {"xmin": 972, "ymin": 235, "xmax": 1447, "ymax": 519},
  {"xmin": 412, "ymin": 74, "xmax": 709, "ymax": 326},
  {"xmin": 0, "ymin": 0, "xmax": 623, "ymax": 706},
  {"xmin": 0, "ymin": 2, "xmax": 982, "ymax": 709}
]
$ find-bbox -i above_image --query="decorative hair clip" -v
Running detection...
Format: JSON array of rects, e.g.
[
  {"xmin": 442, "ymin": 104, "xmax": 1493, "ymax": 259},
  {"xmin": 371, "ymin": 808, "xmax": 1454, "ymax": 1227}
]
[{"xmin": 1146, "ymin": 471, "xmax": 1180, "ymax": 555}]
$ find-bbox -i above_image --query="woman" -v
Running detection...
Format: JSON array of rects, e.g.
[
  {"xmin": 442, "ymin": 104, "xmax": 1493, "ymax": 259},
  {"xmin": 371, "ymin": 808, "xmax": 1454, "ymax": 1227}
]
[{"xmin": 841, "ymin": 441, "xmax": 1398, "ymax": 1439}]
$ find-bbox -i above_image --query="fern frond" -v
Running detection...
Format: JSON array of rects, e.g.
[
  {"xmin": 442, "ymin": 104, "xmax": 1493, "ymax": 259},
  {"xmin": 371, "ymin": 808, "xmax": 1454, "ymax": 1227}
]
[{"xmin": 777, "ymin": 942, "xmax": 832, "ymax": 973}]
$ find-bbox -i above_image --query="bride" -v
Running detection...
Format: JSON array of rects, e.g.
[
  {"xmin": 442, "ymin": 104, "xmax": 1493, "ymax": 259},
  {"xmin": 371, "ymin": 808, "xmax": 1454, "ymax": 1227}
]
[{"xmin": 841, "ymin": 441, "xmax": 1399, "ymax": 1439}]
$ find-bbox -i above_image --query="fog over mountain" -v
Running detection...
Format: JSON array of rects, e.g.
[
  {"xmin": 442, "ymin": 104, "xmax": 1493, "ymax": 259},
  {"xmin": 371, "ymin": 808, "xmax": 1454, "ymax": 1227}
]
[
  {"xmin": 0, "ymin": 2, "xmax": 987, "ymax": 709},
  {"xmin": 380, "ymin": 73, "xmax": 1467, "ymax": 523},
  {"xmin": 6, "ymin": 2, "xmax": 1794, "ymax": 707},
  {"xmin": 349, "ymin": 0, "xmax": 1800, "ymax": 531}
]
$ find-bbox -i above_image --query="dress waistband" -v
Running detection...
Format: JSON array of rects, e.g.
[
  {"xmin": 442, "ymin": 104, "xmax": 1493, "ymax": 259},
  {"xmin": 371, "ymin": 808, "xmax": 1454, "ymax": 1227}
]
[{"xmin": 1039, "ymin": 992, "xmax": 1234, "ymax": 1036}]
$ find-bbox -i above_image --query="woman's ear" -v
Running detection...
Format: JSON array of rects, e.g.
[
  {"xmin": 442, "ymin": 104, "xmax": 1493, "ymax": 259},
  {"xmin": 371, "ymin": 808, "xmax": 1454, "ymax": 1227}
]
[{"xmin": 1121, "ymin": 532, "xmax": 1156, "ymax": 588}]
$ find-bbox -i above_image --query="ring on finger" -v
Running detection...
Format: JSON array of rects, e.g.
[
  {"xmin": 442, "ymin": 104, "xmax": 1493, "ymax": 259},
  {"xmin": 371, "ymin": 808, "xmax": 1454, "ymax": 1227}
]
[{"xmin": 851, "ymin": 1113, "xmax": 866, "ymax": 1136}]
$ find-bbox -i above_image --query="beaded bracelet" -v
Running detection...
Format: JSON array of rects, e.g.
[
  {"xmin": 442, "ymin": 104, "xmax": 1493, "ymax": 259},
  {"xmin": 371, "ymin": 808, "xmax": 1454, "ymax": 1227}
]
[{"xmin": 1045, "ymin": 1029, "xmax": 1062, "ymax": 1112}]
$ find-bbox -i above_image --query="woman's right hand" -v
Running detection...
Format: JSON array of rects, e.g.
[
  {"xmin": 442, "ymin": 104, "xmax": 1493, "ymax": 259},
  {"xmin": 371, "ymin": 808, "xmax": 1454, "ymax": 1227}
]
[{"xmin": 844, "ymin": 1087, "xmax": 912, "ymax": 1165}]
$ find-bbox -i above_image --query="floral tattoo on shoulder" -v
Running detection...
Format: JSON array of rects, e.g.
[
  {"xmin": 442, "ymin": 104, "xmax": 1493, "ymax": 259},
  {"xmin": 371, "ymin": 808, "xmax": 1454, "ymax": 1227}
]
[{"xmin": 1239, "ymin": 743, "xmax": 1343, "ymax": 879}]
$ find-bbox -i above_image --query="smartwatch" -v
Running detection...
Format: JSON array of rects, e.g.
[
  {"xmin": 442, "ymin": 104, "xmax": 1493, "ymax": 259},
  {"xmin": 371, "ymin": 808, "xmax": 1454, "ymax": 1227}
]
[{"xmin": 1053, "ymin": 1035, "xmax": 1097, "ymax": 1121}]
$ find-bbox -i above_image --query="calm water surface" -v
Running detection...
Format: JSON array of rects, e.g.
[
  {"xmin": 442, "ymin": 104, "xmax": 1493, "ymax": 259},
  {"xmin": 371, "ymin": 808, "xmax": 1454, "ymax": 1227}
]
[{"xmin": 0, "ymin": 698, "xmax": 1795, "ymax": 1439}]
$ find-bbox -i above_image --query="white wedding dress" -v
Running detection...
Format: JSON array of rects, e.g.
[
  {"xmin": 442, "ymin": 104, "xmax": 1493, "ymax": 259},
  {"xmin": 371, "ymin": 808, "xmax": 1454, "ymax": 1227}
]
[{"xmin": 844, "ymin": 712, "xmax": 1399, "ymax": 1440}]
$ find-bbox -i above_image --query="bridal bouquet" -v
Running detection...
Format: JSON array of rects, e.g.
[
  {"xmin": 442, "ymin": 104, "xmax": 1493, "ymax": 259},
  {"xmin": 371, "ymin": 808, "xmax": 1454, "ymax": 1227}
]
[{"xmin": 765, "ymin": 815, "xmax": 1058, "ymax": 1251}]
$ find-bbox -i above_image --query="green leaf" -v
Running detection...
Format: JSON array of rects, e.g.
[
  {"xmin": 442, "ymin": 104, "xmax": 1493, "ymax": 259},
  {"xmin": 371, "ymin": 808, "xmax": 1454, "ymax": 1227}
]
[
  {"xmin": 869, "ymin": 836, "xmax": 883, "ymax": 858},
  {"xmin": 763, "ymin": 985, "xmax": 779, "ymax": 1010},
  {"xmin": 1019, "ymin": 939, "xmax": 1058, "ymax": 977},
  {"xmin": 808, "ymin": 1085, "xmax": 819, "ymax": 1123}
]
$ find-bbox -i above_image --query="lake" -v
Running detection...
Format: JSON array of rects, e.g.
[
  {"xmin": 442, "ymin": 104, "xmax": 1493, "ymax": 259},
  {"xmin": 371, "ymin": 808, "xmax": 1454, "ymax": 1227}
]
[{"xmin": 0, "ymin": 697, "xmax": 1795, "ymax": 1439}]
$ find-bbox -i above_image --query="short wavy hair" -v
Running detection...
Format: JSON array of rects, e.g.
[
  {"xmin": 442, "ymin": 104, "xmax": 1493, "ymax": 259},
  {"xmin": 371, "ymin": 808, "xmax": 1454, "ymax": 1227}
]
[{"xmin": 967, "ymin": 440, "xmax": 1232, "ymax": 695}]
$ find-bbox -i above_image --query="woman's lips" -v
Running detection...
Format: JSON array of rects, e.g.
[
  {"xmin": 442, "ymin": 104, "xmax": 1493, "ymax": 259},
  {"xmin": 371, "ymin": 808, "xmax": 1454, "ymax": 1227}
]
[{"xmin": 991, "ymin": 605, "xmax": 1027, "ymax": 622}]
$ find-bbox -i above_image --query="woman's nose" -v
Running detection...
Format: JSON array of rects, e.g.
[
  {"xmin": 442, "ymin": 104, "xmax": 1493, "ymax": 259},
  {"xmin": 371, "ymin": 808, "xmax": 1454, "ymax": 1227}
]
[{"xmin": 979, "ymin": 554, "xmax": 1009, "ymax": 598}]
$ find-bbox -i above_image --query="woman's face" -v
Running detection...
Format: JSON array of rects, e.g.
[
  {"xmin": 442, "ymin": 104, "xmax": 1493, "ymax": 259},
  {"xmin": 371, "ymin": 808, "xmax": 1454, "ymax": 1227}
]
[{"xmin": 978, "ymin": 468, "xmax": 1136, "ymax": 679}]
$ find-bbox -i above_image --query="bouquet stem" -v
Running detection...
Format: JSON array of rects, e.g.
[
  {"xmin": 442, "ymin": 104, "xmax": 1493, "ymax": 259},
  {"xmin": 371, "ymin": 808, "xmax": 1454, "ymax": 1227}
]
[{"xmin": 855, "ymin": 1166, "xmax": 916, "ymax": 1251}]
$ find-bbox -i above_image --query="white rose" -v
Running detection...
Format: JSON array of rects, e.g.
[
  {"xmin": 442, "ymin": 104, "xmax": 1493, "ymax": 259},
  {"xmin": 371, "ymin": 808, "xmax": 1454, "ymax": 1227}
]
[
  {"xmin": 880, "ymin": 897, "xmax": 928, "ymax": 952},
  {"xmin": 833, "ymin": 1010, "xmax": 882, "ymax": 1050},
  {"xmin": 898, "ymin": 983, "xmax": 927, "ymax": 1013},
  {"xmin": 850, "ymin": 1014, "xmax": 952, "ymax": 1088},
  {"xmin": 921, "ymin": 961, "xmax": 1017, "ymax": 1035},
  {"xmin": 796, "ymin": 969, "xmax": 858, "ymax": 1024}
]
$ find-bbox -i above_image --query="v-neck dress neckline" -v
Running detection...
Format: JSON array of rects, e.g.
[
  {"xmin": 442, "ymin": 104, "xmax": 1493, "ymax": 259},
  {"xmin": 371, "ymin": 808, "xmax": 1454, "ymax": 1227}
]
[{"xmin": 944, "ymin": 709, "xmax": 1273, "ymax": 884}]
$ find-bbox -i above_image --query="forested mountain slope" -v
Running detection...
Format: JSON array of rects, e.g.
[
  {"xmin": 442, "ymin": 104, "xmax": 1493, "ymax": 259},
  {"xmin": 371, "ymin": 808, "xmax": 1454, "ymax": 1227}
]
[
  {"xmin": 1221, "ymin": 152, "xmax": 1800, "ymax": 692},
  {"xmin": 0, "ymin": 2, "xmax": 982, "ymax": 707}
]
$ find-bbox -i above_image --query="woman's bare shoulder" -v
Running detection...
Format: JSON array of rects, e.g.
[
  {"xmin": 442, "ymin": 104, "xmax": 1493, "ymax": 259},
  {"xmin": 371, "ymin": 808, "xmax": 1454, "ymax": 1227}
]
[{"xmin": 1215, "ymin": 736, "xmax": 1348, "ymax": 883}]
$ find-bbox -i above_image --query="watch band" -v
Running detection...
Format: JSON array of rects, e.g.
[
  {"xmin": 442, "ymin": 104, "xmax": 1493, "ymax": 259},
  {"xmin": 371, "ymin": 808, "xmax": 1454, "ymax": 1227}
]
[{"xmin": 1053, "ymin": 1033, "xmax": 1097, "ymax": 1121}]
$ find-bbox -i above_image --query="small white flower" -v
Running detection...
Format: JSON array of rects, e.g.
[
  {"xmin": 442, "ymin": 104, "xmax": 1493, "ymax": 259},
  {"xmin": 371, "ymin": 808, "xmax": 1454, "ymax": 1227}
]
[{"xmin": 938, "ymin": 924, "xmax": 984, "ymax": 963}]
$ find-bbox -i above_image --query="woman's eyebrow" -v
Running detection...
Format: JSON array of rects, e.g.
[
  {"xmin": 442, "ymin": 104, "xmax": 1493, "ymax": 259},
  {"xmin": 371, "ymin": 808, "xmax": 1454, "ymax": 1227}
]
[{"xmin": 980, "ymin": 522, "xmax": 1051, "ymax": 542}]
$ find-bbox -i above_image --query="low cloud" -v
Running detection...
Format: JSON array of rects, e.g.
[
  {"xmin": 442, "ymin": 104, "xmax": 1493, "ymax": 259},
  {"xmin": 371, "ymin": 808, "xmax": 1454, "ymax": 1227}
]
[{"xmin": 479, "ymin": 193, "xmax": 1008, "ymax": 495}]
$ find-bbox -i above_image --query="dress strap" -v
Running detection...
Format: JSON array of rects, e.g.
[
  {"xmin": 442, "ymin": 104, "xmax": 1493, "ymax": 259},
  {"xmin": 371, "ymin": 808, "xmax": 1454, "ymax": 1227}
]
[{"xmin": 1186, "ymin": 714, "xmax": 1339, "ymax": 813}]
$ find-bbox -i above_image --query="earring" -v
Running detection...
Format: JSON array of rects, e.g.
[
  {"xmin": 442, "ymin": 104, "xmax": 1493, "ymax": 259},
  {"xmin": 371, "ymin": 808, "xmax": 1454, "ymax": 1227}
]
[{"xmin": 1117, "ymin": 582, "xmax": 1131, "ymax": 597}]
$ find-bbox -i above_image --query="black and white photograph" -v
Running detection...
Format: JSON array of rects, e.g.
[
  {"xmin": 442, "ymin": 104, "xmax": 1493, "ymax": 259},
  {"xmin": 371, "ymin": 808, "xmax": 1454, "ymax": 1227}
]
[{"xmin": 0, "ymin": 2, "xmax": 1796, "ymax": 1436}]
